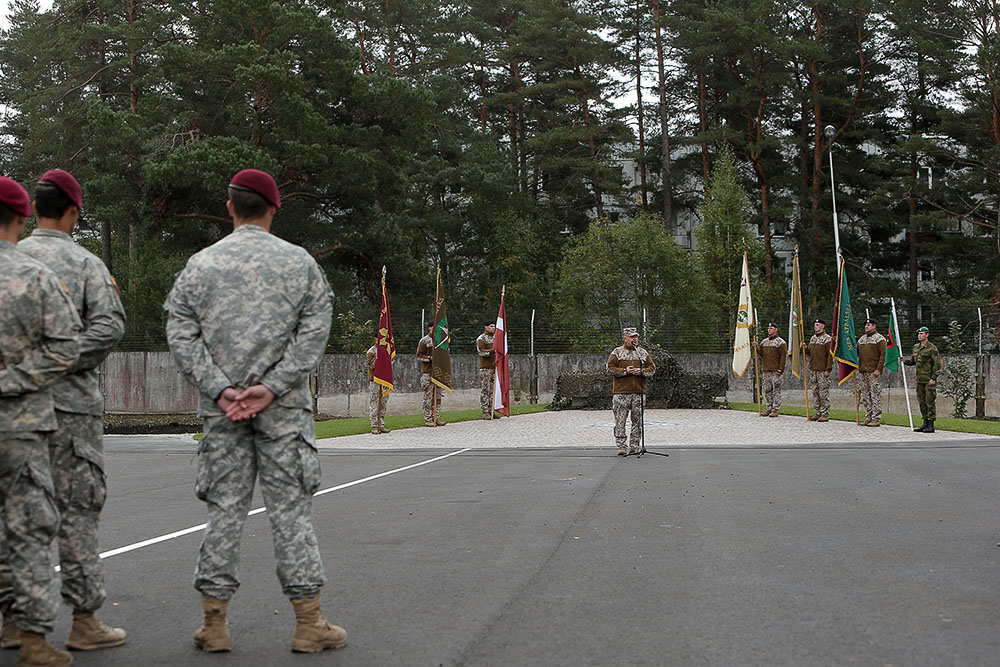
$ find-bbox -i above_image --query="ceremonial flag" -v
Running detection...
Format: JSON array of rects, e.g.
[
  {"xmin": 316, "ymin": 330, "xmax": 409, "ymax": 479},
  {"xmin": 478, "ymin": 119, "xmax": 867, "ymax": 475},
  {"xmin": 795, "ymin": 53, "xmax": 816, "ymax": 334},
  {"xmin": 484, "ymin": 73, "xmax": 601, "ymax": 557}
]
[
  {"xmin": 431, "ymin": 266, "xmax": 452, "ymax": 392},
  {"xmin": 885, "ymin": 300, "xmax": 901, "ymax": 373},
  {"xmin": 831, "ymin": 256, "xmax": 858, "ymax": 385},
  {"xmin": 787, "ymin": 248, "xmax": 805, "ymax": 380},
  {"xmin": 732, "ymin": 251, "xmax": 755, "ymax": 377},
  {"xmin": 492, "ymin": 287, "xmax": 510, "ymax": 416},
  {"xmin": 373, "ymin": 266, "xmax": 395, "ymax": 396}
]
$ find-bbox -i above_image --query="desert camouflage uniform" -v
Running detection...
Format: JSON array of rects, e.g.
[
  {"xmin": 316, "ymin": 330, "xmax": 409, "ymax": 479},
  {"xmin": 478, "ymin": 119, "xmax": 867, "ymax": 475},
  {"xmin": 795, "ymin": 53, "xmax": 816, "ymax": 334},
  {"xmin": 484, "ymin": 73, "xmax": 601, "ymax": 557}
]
[
  {"xmin": 476, "ymin": 332, "xmax": 495, "ymax": 417},
  {"xmin": 856, "ymin": 332, "xmax": 887, "ymax": 422},
  {"xmin": 759, "ymin": 335, "xmax": 787, "ymax": 413},
  {"xmin": 905, "ymin": 341, "xmax": 943, "ymax": 421},
  {"xmin": 366, "ymin": 345, "xmax": 388, "ymax": 431},
  {"xmin": 806, "ymin": 332, "xmax": 833, "ymax": 417},
  {"xmin": 606, "ymin": 345, "xmax": 656, "ymax": 450},
  {"xmin": 0, "ymin": 241, "xmax": 81, "ymax": 634},
  {"xmin": 17, "ymin": 227, "xmax": 126, "ymax": 612},
  {"xmin": 416, "ymin": 334, "xmax": 439, "ymax": 423},
  {"xmin": 164, "ymin": 224, "xmax": 332, "ymax": 601}
]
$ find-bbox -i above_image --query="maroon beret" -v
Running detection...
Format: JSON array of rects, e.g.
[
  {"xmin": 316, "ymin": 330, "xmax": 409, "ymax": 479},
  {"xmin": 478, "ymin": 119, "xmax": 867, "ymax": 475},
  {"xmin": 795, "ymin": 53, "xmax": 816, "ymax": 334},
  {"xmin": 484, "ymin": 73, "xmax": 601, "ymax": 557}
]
[
  {"xmin": 229, "ymin": 169, "xmax": 281, "ymax": 209},
  {"xmin": 0, "ymin": 176, "xmax": 31, "ymax": 217},
  {"xmin": 38, "ymin": 169, "xmax": 83, "ymax": 210}
]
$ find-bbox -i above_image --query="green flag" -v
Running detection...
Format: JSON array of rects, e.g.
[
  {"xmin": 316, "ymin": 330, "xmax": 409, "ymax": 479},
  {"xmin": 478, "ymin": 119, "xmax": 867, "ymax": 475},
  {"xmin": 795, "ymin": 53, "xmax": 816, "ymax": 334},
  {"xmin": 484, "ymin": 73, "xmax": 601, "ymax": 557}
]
[
  {"xmin": 831, "ymin": 257, "xmax": 858, "ymax": 385},
  {"xmin": 885, "ymin": 301, "xmax": 901, "ymax": 373},
  {"xmin": 431, "ymin": 266, "xmax": 452, "ymax": 392}
]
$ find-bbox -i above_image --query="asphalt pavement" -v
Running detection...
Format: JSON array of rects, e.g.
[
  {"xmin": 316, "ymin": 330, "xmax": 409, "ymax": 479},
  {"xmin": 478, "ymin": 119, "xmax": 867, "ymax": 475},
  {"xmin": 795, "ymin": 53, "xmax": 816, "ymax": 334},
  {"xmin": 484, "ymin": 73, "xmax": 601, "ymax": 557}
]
[{"xmin": 20, "ymin": 410, "xmax": 1000, "ymax": 667}]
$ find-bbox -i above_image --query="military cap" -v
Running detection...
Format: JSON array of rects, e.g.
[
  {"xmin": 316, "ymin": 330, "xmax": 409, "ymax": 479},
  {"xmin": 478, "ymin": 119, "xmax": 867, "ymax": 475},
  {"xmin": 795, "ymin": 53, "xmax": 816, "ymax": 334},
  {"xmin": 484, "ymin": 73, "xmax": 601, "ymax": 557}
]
[
  {"xmin": 38, "ymin": 169, "xmax": 82, "ymax": 209},
  {"xmin": 814, "ymin": 319, "xmax": 826, "ymax": 325},
  {"xmin": 622, "ymin": 327, "xmax": 638, "ymax": 337},
  {"xmin": 767, "ymin": 322, "xmax": 778, "ymax": 328},
  {"xmin": 229, "ymin": 169, "xmax": 281, "ymax": 209},
  {"xmin": 864, "ymin": 318, "xmax": 876, "ymax": 325},
  {"xmin": 916, "ymin": 326, "xmax": 929, "ymax": 333},
  {"xmin": 0, "ymin": 176, "xmax": 31, "ymax": 217}
]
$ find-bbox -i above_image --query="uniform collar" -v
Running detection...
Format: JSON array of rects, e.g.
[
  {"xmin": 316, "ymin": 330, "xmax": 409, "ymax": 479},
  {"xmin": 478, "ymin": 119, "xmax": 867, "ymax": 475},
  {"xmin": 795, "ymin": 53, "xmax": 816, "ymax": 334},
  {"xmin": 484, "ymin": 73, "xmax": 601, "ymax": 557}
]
[
  {"xmin": 30, "ymin": 228, "xmax": 73, "ymax": 241},
  {"xmin": 0, "ymin": 239, "xmax": 15, "ymax": 250}
]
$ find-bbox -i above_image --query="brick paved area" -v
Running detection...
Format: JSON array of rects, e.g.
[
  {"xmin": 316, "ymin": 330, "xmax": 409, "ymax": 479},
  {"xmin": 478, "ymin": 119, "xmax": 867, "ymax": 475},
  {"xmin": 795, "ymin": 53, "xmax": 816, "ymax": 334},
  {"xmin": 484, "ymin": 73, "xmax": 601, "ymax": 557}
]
[{"xmin": 316, "ymin": 408, "xmax": 997, "ymax": 450}]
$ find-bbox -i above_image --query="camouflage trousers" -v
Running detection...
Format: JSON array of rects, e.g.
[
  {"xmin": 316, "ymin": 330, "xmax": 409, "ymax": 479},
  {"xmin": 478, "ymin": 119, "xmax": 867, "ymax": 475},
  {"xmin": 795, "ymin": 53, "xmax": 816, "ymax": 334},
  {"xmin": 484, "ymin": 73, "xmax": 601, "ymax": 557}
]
[
  {"xmin": 369, "ymin": 381, "xmax": 389, "ymax": 430},
  {"xmin": 857, "ymin": 372, "xmax": 883, "ymax": 421},
  {"xmin": 917, "ymin": 382, "xmax": 937, "ymax": 420},
  {"xmin": 808, "ymin": 370, "xmax": 831, "ymax": 416},
  {"xmin": 762, "ymin": 371, "xmax": 782, "ymax": 412},
  {"xmin": 196, "ymin": 408, "xmax": 326, "ymax": 600},
  {"xmin": 420, "ymin": 373, "xmax": 441, "ymax": 424},
  {"xmin": 48, "ymin": 411, "xmax": 108, "ymax": 612},
  {"xmin": 479, "ymin": 369, "xmax": 495, "ymax": 416},
  {"xmin": 0, "ymin": 432, "xmax": 60, "ymax": 634},
  {"xmin": 612, "ymin": 393, "xmax": 644, "ymax": 448}
]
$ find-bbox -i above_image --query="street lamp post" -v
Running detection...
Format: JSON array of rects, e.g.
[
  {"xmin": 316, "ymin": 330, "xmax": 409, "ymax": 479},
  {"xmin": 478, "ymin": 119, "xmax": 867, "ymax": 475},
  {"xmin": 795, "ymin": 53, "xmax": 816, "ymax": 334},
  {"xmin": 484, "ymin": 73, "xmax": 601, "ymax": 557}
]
[{"xmin": 825, "ymin": 125, "xmax": 841, "ymax": 273}]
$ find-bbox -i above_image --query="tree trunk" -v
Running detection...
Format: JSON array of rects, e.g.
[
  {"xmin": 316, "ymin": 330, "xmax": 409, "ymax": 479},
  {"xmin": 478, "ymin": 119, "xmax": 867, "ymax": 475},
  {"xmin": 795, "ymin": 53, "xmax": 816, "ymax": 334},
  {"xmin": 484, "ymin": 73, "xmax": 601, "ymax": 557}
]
[
  {"xmin": 634, "ymin": 4, "xmax": 648, "ymax": 213},
  {"xmin": 652, "ymin": 0, "xmax": 672, "ymax": 233}
]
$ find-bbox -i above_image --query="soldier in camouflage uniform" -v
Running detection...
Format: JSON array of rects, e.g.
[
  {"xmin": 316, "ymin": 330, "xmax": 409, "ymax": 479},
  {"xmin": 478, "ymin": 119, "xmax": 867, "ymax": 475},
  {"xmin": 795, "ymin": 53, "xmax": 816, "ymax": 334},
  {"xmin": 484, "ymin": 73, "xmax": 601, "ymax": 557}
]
[
  {"xmin": 755, "ymin": 323, "xmax": 786, "ymax": 417},
  {"xmin": 0, "ymin": 176, "xmax": 81, "ymax": 667},
  {"xmin": 606, "ymin": 327, "xmax": 656, "ymax": 456},
  {"xmin": 164, "ymin": 170, "xmax": 345, "ymax": 654},
  {"xmin": 476, "ymin": 323, "xmax": 496, "ymax": 419},
  {"xmin": 366, "ymin": 338, "xmax": 390, "ymax": 434},
  {"xmin": 416, "ymin": 325, "xmax": 444, "ymax": 426},
  {"xmin": 856, "ymin": 319, "xmax": 887, "ymax": 427},
  {"xmin": 8, "ymin": 170, "xmax": 128, "ymax": 653},
  {"xmin": 902, "ymin": 326, "xmax": 943, "ymax": 433},
  {"xmin": 803, "ymin": 319, "xmax": 833, "ymax": 421}
]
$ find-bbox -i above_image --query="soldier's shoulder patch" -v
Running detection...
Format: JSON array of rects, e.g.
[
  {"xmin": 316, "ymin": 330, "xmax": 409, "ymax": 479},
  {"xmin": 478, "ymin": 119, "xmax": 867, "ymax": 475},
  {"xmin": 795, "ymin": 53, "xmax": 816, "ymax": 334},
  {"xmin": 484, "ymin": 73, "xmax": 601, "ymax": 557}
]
[{"xmin": 59, "ymin": 280, "xmax": 71, "ymax": 298}]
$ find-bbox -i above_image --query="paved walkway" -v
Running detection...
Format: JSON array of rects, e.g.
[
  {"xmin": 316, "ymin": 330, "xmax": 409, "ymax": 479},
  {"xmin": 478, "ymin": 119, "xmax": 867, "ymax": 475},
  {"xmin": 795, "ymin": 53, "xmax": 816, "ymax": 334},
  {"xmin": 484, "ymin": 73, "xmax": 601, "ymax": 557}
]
[{"xmin": 317, "ymin": 408, "xmax": 997, "ymax": 450}]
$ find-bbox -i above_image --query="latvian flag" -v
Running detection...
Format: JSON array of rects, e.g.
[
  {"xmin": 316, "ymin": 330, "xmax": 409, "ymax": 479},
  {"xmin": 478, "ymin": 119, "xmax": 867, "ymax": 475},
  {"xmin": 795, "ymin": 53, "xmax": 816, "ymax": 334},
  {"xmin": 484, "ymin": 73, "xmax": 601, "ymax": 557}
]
[{"xmin": 493, "ymin": 289, "xmax": 510, "ymax": 416}]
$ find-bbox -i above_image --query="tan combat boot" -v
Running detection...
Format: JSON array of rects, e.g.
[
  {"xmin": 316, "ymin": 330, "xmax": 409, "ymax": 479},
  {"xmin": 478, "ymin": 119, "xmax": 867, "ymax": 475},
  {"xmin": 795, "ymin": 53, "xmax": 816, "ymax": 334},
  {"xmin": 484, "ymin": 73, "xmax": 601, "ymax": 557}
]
[
  {"xmin": 290, "ymin": 595, "xmax": 346, "ymax": 653},
  {"xmin": 1, "ymin": 613, "xmax": 20, "ymax": 649},
  {"xmin": 65, "ymin": 611, "xmax": 125, "ymax": 651},
  {"xmin": 17, "ymin": 631, "xmax": 72, "ymax": 667},
  {"xmin": 193, "ymin": 596, "xmax": 231, "ymax": 652}
]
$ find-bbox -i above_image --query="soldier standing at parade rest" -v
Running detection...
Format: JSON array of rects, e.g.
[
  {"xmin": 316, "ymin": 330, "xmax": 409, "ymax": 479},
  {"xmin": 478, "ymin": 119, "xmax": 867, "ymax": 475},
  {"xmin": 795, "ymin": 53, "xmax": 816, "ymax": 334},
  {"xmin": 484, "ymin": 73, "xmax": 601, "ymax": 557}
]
[
  {"xmin": 755, "ymin": 323, "xmax": 787, "ymax": 417},
  {"xmin": 9, "ymin": 170, "xmax": 127, "ymax": 652},
  {"xmin": 476, "ymin": 323, "xmax": 497, "ymax": 419},
  {"xmin": 0, "ymin": 177, "xmax": 81, "ymax": 667},
  {"xmin": 606, "ymin": 327, "xmax": 656, "ymax": 456},
  {"xmin": 164, "ymin": 169, "xmax": 345, "ymax": 654},
  {"xmin": 902, "ymin": 326, "xmax": 943, "ymax": 433},
  {"xmin": 802, "ymin": 319, "xmax": 833, "ymax": 422},
  {"xmin": 366, "ymin": 337, "xmax": 390, "ymax": 435},
  {"xmin": 856, "ymin": 319, "xmax": 887, "ymax": 427},
  {"xmin": 416, "ymin": 324, "xmax": 445, "ymax": 426}
]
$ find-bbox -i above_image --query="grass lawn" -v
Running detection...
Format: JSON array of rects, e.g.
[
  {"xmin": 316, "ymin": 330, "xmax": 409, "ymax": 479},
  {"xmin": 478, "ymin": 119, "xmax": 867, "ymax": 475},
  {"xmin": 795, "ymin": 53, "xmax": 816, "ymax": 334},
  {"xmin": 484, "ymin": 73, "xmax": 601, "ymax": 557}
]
[
  {"xmin": 313, "ymin": 403, "xmax": 550, "ymax": 439},
  {"xmin": 728, "ymin": 402, "xmax": 1000, "ymax": 437}
]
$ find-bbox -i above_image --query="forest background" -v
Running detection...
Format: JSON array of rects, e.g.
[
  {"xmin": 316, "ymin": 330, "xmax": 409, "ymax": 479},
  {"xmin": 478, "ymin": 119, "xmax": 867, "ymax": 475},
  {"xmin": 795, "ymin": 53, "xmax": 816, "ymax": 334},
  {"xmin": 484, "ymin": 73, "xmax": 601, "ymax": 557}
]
[{"xmin": 1, "ymin": 0, "xmax": 998, "ymax": 357}]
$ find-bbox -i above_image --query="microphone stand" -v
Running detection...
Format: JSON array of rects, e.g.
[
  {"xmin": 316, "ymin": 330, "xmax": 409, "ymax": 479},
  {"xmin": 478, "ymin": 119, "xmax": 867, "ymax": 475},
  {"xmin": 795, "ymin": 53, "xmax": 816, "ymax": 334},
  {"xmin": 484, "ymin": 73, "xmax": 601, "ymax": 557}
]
[{"xmin": 635, "ymin": 342, "xmax": 668, "ymax": 458}]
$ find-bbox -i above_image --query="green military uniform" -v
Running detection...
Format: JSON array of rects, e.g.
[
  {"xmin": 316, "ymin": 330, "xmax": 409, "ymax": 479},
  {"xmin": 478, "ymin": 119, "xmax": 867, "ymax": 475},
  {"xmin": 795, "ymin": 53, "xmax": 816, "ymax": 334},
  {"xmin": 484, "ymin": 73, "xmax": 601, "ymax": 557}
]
[{"xmin": 904, "ymin": 339, "xmax": 942, "ymax": 422}]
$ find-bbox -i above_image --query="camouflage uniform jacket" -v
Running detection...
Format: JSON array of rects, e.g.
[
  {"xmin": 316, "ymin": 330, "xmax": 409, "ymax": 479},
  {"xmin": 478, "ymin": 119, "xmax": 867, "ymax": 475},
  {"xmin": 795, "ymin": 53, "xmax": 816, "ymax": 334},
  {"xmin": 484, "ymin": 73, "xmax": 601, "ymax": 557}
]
[
  {"xmin": 18, "ymin": 228, "xmax": 126, "ymax": 415},
  {"xmin": 904, "ymin": 341, "xmax": 942, "ymax": 382},
  {"xmin": 806, "ymin": 333, "xmax": 834, "ymax": 372},
  {"xmin": 416, "ymin": 335, "xmax": 433, "ymax": 374},
  {"xmin": 606, "ymin": 345, "xmax": 656, "ymax": 394},
  {"xmin": 164, "ymin": 224, "xmax": 333, "ymax": 416},
  {"xmin": 0, "ymin": 240, "xmax": 81, "ymax": 432},
  {"xmin": 759, "ymin": 336, "xmax": 787, "ymax": 372},
  {"xmin": 856, "ymin": 332, "xmax": 886, "ymax": 373},
  {"xmin": 366, "ymin": 345, "xmax": 377, "ymax": 382}
]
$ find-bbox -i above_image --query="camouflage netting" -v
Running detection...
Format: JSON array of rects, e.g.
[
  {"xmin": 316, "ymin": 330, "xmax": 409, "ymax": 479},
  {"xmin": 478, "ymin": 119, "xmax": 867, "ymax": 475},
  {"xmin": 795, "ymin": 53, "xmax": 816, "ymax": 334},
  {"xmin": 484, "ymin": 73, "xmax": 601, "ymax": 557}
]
[{"xmin": 549, "ymin": 344, "xmax": 728, "ymax": 410}]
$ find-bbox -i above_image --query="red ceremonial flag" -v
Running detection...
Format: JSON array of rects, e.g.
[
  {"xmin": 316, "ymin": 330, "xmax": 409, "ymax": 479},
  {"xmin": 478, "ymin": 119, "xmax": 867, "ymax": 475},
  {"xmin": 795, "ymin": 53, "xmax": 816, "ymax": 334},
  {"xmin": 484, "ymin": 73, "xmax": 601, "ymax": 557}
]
[
  {"xmin": 374, "ymin": 266, "xmax": 395, "ymax": 396},
  {"xmin": 492, "ymin": 287, "xmax": 510, "ymax": 416}
]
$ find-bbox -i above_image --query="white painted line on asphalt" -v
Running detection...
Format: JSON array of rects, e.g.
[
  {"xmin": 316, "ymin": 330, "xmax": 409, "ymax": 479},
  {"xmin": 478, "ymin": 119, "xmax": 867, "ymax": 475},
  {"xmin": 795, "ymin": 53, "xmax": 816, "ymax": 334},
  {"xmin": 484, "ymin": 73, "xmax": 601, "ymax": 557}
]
[{"xmin": 96, "ymin": 448, "xmax": 472, "ymax": 561}]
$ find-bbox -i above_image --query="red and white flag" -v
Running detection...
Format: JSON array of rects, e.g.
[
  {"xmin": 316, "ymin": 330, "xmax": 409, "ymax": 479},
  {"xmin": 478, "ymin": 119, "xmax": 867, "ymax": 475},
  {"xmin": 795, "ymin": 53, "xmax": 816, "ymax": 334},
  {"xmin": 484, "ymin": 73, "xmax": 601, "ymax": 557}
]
[{"xmin": 492, "ymin": 287, "xmax": 510, "ymax": 416}]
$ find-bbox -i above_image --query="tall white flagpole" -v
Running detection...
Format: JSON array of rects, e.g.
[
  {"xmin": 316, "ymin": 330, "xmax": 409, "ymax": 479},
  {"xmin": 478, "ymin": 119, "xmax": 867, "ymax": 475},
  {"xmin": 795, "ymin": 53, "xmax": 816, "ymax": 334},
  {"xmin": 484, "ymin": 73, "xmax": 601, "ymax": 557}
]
[{"xmin": 891, "ymin": 298, "xmax": 913, "ymax": 429}]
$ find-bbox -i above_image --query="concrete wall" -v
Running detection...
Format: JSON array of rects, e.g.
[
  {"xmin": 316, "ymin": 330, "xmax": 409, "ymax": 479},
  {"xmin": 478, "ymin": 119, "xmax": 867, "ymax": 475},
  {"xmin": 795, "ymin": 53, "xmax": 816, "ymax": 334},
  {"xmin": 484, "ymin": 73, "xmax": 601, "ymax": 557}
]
[{"xmin": 102, "ymin": 352, "xmax": 999, "ymax": 418}]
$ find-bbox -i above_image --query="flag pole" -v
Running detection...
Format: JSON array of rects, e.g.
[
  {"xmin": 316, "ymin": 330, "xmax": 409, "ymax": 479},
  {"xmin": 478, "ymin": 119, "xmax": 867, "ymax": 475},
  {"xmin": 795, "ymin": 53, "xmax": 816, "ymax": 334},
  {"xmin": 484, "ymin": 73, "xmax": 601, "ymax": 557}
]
[
  {"xmin": 491, "ymin": 286, "xmax": 505, "ymax": 419},
  {"xmin": 891, "ymin": 298, "xmax": 914, "ymax": 429},
  {"xmin": 753, "ymin": 307, "xmax": 762, "ymax": 415},
  {"xmin": 854, "ymin": 376, "xmax": 860, "ymax": 424},
  {"xmin": 433, "ymin": 264, "xmax": 439, "ymax": 427},
  {"xmin": 794, "ymin": 247, "xmax": 810, "ymax": 419}
]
